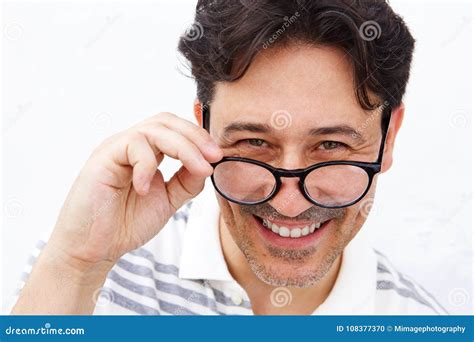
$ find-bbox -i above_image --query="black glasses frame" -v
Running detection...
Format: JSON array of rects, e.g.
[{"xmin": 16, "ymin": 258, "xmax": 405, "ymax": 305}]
[{"xmin": 202, "ymin": 104, "xmax": 392, "ymax": 209}]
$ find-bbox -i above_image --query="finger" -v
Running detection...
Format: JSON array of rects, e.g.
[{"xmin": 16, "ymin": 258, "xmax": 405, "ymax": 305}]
[
  {"xmin": 146, "ymin": 112, "xmax": 223, "ymax": 162},
  {"xmin": 117, "ymin": 134, "xmax": 158, "ymax": 195},
  {"xmin": 140, "ymin": 126, "xmax": 214, "ymax": 177},
  {"xmin": 165, "ymin": 165, "xmax": 207, "ymax": 212}
]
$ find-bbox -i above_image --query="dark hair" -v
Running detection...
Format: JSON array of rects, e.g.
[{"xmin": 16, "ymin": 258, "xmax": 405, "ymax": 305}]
[{"xmin": 178, "ymin": 0, "xmax": 415, "ymax": 110}]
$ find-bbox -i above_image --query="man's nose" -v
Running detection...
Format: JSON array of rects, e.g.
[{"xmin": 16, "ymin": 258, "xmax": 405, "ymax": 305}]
[{"xmin": 268, "ymin": 177, "xmax": 314, "ymax": 218}]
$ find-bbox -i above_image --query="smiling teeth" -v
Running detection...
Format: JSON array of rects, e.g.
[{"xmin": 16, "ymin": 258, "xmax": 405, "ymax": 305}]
[{"xmin": 262, "ymin": 219, "xmax": 321, "ymax": 238}]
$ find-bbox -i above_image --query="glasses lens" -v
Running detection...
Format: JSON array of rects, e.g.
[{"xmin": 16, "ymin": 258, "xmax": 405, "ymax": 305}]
[
  {"xmin": 213, "ymin": 160, "xmax": 276, "ymax": 203},
  {"xmin": 305, "ymin": 165, "xmax": 369, "ymax": 207}
]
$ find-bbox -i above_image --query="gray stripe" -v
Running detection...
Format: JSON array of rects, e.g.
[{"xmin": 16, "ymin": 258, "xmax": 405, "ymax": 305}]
[
  {"xmin": 117, "ymin": 257, "xmax": 251, "ymax": 310},
  {"xmin": 394, "ymin": 269, "xmax": 447, "ymax": 314},
  {"xmin": 127, "ymin": 249, "xmax": 253, "ymax": 308},
  {"xmin": 30, "ymin": 240, "xmax": 180, "ymax": 277},
  {"xmin": 27, "ymin": 255, "xmax": 37, "ymax": 266},
  {"xmin": 129, "ymin": 248, "xmax": 180, "ymax": 276},
  {"xmin": 412, "ymin": 281, "xmax": 449, "ymax": 314},
  {"xmin": 117, "ymin": 258, "xmax": 157, "ymax": 278},
  {"xmin": 377, "ymin": 262, "xmax": 390, "ymax": 274},
  {"xmin": 27, "ymin": 237, "xmax": 253, "ymax": 312},
  {"xmin": 24, "ymin": 239, "xmax": 45, "ymax": 266},
  {"xmin": 115, "ymin": 259, "xmax": 223, "ymax": 313},
  {"xmin": 376, "ymin": 251, "xmax": 448, "ymax": 314},
  {"xmin": 158, "ymin": 299, "xmax": 198, "ymax": 315},
  {"xmin": 155, "ymin": 278, "xmax": 220, "ymax": 312},
  {"xmin": 376, "ymin": 280, "xmax": 440, "ymax": 314},
  {"xmin": 107, "ymin": 288, "xmax": 160, "ymax": 315},
  {"xmin": 211, "ymin": 286, "xmax": 252, "ymax": 309},
  {"xmin": 172, "ymin": 211, "xmax": 189, "ymax": 223},
  {"xmin": 108, "ymin": 270, "xmax": 157, "ymax": 300},
  {"xmin": 107, "ymin": 273, "xmax": 201, "ymax": 315},
  {"xmin": 130, "ymin": 247, "xmax": 251, "ymax": 308},
  {"xmin": 377, "ymin": 262, "xmax": 440, "ymax": 313},
  {"xmin": 20, "ymin": 271, "xmax": 29, "ymax": 282},
  {"xmin": 36, "ymin": 240, "xmax": 46, "ymax": 249},
  {"xmin": 172, "ymin": 202, "xmax": 193, "ymax": 223}
]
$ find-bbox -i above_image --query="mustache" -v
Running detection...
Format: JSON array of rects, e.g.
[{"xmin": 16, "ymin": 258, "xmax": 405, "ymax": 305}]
[{"xmin": 240, "ymin": 202, "xmax": 345, "ymax": 222}]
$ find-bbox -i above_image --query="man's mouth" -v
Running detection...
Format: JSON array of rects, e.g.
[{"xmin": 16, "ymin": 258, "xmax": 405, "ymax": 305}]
[{"xmin": 253, "ymin": 215, "xmax": 331, "ymax": 239}]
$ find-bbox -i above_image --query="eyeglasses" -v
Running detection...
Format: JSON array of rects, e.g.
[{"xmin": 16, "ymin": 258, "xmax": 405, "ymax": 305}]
[{"xmin": 202, "ymin": 104, "xmax": 392, "ymax": 209}]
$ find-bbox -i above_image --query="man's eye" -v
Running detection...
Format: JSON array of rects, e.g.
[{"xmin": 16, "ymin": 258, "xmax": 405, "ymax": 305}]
[
  {"xmin": 244, "ymin": 139, "xmax": 267, "ymax": 147},
  {"xmin": 318, "ymin": 141, "xmax": 345, "ymax": 150}
]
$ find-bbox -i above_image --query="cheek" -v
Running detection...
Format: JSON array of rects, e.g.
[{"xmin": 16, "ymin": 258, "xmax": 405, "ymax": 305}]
[
  {"xmin": 216, "ymin": 196, "xmax": 233, "ymax": 223},
  {"xmin": 344, "ymin": 186, "xmax": 378, "ymax": 238},
  {"xmin": 216, "ymin": 196, "xmax": 247, "ymax": 234},
  {"xmin": 217, "ymin": 197, "xmax": 261, "ymax": 247}
]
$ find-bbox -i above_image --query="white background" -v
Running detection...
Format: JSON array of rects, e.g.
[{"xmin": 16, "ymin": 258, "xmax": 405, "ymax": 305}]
[{"xmin": 1, "ymin": 0, "xmax": 472, "ymax": 314}]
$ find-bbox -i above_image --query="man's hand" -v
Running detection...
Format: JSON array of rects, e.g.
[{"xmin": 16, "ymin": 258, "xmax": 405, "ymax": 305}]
[
  {"xmin": 50, "ymin": 112, "xmax": 222, "ymax": 264},
  {"xmin": 11, "ymin": 112, "xmax": 222, "ymax": 314}
]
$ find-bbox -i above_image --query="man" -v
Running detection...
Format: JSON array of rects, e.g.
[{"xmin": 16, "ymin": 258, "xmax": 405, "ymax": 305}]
[{"xmin": 11, "ymin": 0, "xmax": 447, "ymax": 315}]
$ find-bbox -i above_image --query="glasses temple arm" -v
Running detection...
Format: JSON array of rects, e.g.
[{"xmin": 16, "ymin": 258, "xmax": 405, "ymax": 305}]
[
  {"xmin": 376, "ymin": 106, "xmax": 393, "ymax": 164},
  {"xmin": 201, "ymin": 104, "xmax": 210, "ymax": 132}
]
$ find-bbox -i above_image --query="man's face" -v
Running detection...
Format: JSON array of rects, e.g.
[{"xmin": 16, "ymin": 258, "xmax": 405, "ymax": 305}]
[{"xmin": 209, "ymin": 44, "xmax": 386, "ymax": 288}]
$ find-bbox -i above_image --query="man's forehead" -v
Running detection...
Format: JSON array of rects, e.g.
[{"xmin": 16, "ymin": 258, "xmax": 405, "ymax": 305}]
[
  {"xmin": 211, "ymin": 44, "xmax": 358, "ymax": 110},
  {"xmin": 208, "ymin": 44, "xmax": 379, "ymax": 138},
  {"xmin": 210, "ymin": 102, "xmax": 371, "ymax": 129}
]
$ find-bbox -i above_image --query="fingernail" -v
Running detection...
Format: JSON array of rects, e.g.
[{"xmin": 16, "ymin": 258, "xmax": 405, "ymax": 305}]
[
  {"xmin": 207, "ymin": 142, "xmax": 221, "ymax": 152},
  {"xmin": 197, "ymin": 155, "xmax": 212, "ymax": 170}
]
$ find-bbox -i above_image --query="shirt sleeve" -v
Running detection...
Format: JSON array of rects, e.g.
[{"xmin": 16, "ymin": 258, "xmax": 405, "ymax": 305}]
[{"xmin": 4, "ymin": 230, "xmax": 51, "ymax": 314}]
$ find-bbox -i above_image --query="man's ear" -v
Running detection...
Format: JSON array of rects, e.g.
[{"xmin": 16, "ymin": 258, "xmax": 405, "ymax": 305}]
[
  {"xmin": 381, "ymin": 103, "xmax": 405, "ymax": 173},
  {"xmin": 193, "ymin": 98, "xmax": 203, "ymax": 126}
]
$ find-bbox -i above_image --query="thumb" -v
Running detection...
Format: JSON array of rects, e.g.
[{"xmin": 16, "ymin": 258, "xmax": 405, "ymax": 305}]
[{"xmin": 165, "ymin": 165, "xmax": 207, "ymax": 212}]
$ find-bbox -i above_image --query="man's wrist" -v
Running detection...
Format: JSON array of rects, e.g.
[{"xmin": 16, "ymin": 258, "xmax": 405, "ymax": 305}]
[{"xmin": 40, "ymin": 240, "xmax": 115, "ymax": 287}]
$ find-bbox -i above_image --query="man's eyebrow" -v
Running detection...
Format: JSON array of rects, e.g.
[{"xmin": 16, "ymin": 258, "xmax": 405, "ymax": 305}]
[
  {"xmin": 222, "ymin": 122, "xmax": 273, "ymax": 137},
  {"xmin": 308, "ymin": 125, "xmax": 365, "ymax": 142},
  {"xmin": 221, "ymin": 122, "xmax": 365, "ymax": 142}
]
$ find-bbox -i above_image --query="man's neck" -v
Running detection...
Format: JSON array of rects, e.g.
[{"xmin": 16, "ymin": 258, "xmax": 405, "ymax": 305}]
[{"xmin": 219, "ymin": 214, "xmax": 342, "ymax": 315}]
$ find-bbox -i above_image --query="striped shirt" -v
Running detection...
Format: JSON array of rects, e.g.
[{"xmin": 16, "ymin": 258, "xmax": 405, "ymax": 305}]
[{"xmin": 10, "ymin": 181, "xmax": 448, "ymax": 315}]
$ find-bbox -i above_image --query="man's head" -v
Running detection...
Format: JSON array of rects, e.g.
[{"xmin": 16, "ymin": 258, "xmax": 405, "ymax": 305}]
[{"xmin": 178, "ymin": 0, "xmax": 414, "ymax": 287}]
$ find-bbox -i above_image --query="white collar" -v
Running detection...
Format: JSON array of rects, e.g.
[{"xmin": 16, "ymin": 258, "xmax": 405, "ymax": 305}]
[
  {"xmin": 178, "ymin": 179, "xmax": 234, "ymax": 281},
  {"xmin": 178, "ymin": 180, "xmax": 376, "ymax": 314}
]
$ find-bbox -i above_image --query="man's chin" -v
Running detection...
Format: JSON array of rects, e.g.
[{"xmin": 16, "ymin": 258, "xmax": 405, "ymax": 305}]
[
  {"xmin": 245, "ymin": 255, "xmax": 333, "ymax": 288},
  {"xmin": 223, "ymin": 203, "xmax": 346, "ymax": 288},
  {"xmin": 241, "ymin": 235, "xmax": 340, "ymax": 288}
]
